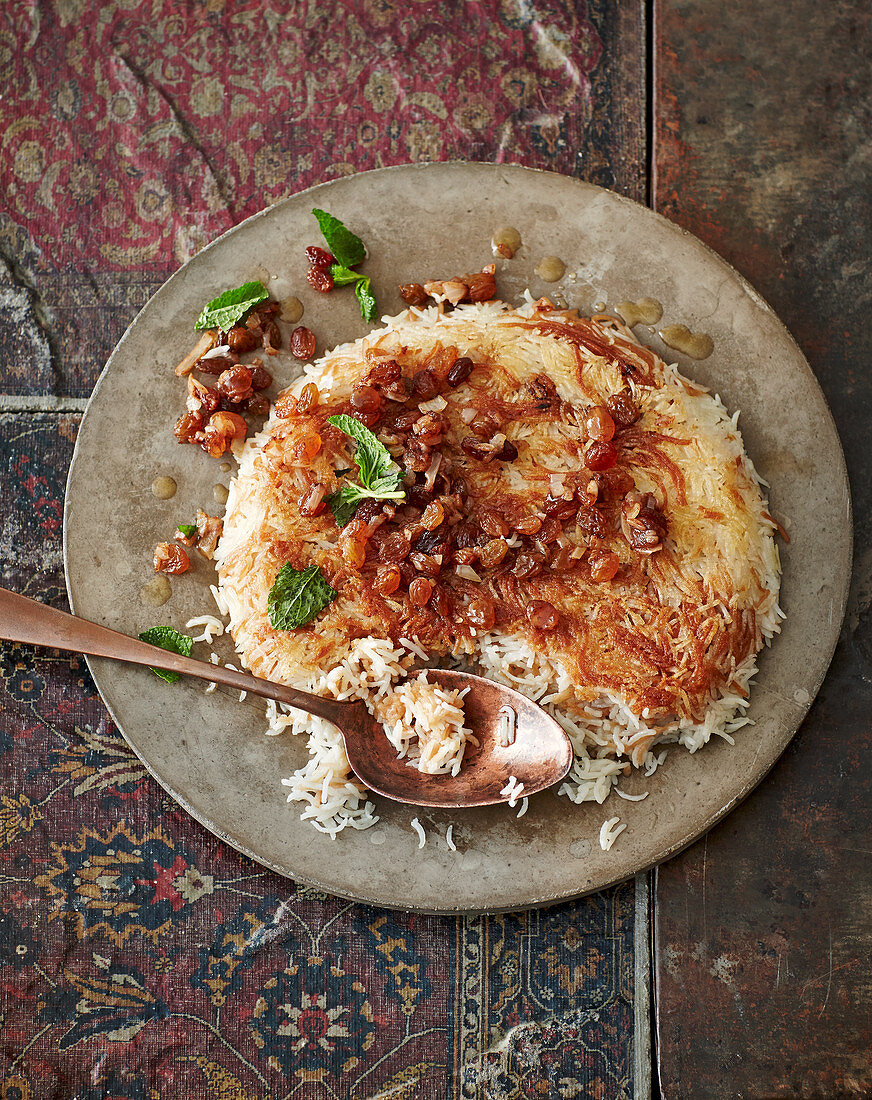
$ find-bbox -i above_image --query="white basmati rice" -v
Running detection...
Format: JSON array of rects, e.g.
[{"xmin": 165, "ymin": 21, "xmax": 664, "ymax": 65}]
[
  {"xmin": 599, "ymin": 816, "xmax": 627, "ymax": 851},
  {"xmin": 186, "ymin": 614, "xmax": 225, "ymax": 644}
]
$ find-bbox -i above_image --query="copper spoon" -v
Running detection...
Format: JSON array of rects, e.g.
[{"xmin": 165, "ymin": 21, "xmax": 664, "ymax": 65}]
[{"xmin": 0, "ymin": 587, "xmax": 574, "ymax": 809}]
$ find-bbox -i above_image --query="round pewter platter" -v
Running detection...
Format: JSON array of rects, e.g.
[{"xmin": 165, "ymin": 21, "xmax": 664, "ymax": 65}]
[{"xmin": 64, "ymin": 163, "xmax": 851, "ymax": 914}]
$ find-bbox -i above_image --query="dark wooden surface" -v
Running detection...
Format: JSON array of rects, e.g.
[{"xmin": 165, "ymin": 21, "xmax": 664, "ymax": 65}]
[{"xmin": 653, "ymin": 2, "xmax": 872, "ymax": 1096}]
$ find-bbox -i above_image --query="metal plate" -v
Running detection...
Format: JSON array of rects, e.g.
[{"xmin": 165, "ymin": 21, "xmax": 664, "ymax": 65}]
[{"xmin": 63, "ymin": 163, "xmax": 851, "ymax": 913}]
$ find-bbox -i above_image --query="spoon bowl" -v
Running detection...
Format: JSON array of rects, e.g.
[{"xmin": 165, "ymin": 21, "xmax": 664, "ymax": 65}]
[{"xmin": 0, "ymin": 587, "xmax": 574, "ymax": 808}]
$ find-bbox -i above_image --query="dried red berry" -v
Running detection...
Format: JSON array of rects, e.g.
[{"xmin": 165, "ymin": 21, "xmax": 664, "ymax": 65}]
[
  {"xmin": 305, "ymin": 246, "xmax": 335, "ymax": 269},
  {"xmin": 306, "ymin": 267, "xmax": 334, "ymax": 293}
]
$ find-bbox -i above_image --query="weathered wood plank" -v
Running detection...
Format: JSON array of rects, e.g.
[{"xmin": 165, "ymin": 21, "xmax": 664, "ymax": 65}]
[{"xmin": 654, "ymin": 2, "xmax": 872, "ymax": 1095}]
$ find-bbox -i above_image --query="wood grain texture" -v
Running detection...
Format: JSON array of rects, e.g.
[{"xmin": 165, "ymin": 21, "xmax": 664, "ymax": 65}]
[{"xmin": 654, "ymin": 2, "xmax": 872, "ymax": 1096}]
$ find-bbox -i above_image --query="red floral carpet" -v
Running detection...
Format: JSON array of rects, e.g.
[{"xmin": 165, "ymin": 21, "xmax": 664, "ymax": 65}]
[{"xmin": 0, "ymin": 3, "xmax": 643, "ymax": 1096}]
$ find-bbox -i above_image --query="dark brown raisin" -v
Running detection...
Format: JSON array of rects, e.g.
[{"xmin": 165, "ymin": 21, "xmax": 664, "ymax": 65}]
[
  {"xmin": 411, "ymin": 370, "xmax": 438, "ymax": 399},
  {"xmin": 542, "ymin": 494, "xmax": 578, "ymax": 520},
  {"xmin": 248, "ymin": 365, "xmax": 273, "ymax": 391},
  {"xmin": 227, "ymin": 326, "xmax": 260, "ymax": 353},
  {"xmin": 216, "ymin": 365, "xmax": 253, "ymax": 404},
  {"xmin": 607, "ymin": 392, "xmax": 640, "ymax": 427},
  {"xmin": 399, "ymin": 283, "xmax": 430, "ymax": 307},
  {"xmin": 290, "ymin": 327, "xmax": 317, "ymax": 360},
  {"xmin": 196, "ymin": 353, "xmax": 235, "ymax": 376},
  {"xmin": 446, "ymin": 356, "xmax": 474, "ymax": 387}
]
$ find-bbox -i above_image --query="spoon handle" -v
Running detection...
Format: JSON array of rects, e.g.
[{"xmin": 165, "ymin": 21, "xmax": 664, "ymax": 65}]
[{"xmin": 0, "ymin": 587, "xmax": 351, "ymax": 725}]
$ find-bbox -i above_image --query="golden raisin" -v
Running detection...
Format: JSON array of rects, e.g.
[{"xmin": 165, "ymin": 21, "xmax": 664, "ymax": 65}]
[
  {"xmin": 374, "ymin": 564, "xmax": 402, "ymax": 596},
  {"xmin": 342, "ymin": 537, "xmax": 366, "ymax": 570},
  {"xmin": 479, "ymin": 509, "xmax": 509, "ymax": 538},
  {"xmin": 297, "ymin": 382, "xmax": 320, "ymax": 413},
  {"xmin": 584, "ymin": 405, "xmax": 616, "ymax": 442},
  {"xmin": 154, "ymin": 542, "xmax": 189, "ymax": 575},
  {"xmin": 479, "ymin": 538, "xmax": 508, "ymax": 569},
  {"xmin": 528, "ymin": 600, "xmax": 560, "ymax": 630},
  {"xmin": 589, "ymin": 549, "xmax": 620, "ymax": 582},
  {"xmin": 421, "ymin": 501, "xmax": 445, "ymax": 530},
  {"xmin": 465, "ymin": 595, "xmax": 495, "ymax": 630},
  {"xmin": 408, "ymin": 577, "xmax": 434, "ymax": 607},
  {"xmin": 584, "ymin": 441, "xmax": 617, "ymax": 471},
  {"xmin": 514, "ymin": 514, "xmax": 542, "ymax": 536}
]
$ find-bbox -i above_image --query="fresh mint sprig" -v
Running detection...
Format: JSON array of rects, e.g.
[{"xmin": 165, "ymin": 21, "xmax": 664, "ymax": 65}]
[
  {"xmin": 195, "ymin": 280, "xmax": 268, "ymax": 332},
  {"xmin": 138, "ymin": 626, "xmax": 194, "ymax": 683},
  {"xmin": 176, "ymin": 524, "xmax": 197, "ymax": 538},
  {"xmin": 268, "ymin": 564, "xmax": 337, "ymax": 630},
  {"xmin": 312, "ymin": 209, "xmax": 366, "ymax": 267},
  {"xmin": 326, "ymin": 414, "xmax": 406, "ymax": 527},
  {"xmin": 312, "ymin": 210, "xmax": 378, "ymax": 323}
]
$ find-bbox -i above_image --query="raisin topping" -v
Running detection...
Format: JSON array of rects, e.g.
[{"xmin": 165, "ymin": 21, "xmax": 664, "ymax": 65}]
[
  {"xmin": 607, "ymin": 392, "xmax": 640, "ymax": 427},
  {"xmin": 399, "ymin": 283, "xmax": 429, "ymax": 307},
  {"xmin": 621, "ymin": 492, "xmax": 668, "ymax": 554},
  {"xmin": 154, "ymin": 542, "xmax": 189, "ymax": 574},
  {"xmin": 290, "ymin": 326, "xmax": 317, "ymax": 360}
]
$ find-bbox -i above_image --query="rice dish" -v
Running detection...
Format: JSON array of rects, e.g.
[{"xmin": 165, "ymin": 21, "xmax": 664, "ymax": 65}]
[{"xmin": 215, "ymin": 297, "xmax": 782, "ymax": 836}]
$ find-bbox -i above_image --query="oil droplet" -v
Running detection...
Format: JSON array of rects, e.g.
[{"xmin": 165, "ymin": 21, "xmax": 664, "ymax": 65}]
[
  {"xmin": 492, "ymin": 226, "xmax": 522, "ymax": 258},
  {"xmin": 616, "ymin": 297, "xmax": 663, "ymax": 328},
  {"xmin": 140, "ymin": 575, "xmax": 171, "ymax": 607},
  {"xmin": 368, "ymin": 830, "xmax": 386, "ymax": 846},
  {"xmin": 570, "ymin": 839, "xmax": 591, "ymax": 858},
  {"xmin": 252, "ymin": 264, "xmax": 271, "ymax": 287},
  {"xmin": 219, "ymin": 462, "xmax": 232, "ymax": 473},
  {"xmin": 280, "ymin": 296, "xmax": 304, "ymax": 324},
  {"xmin": 535, "ymin": 255, "xmax": 566, "ymax": 283},
  {"xmin": 658, "ymin": 323, "xmax": 714, "ymax": 360},
  {"xmin": 151, "ymin": 476, "xmax": 177, "ymax": 500},
  {"xmin": 213, "ymin": 483, "xmax": 229, "ymax": 505}
]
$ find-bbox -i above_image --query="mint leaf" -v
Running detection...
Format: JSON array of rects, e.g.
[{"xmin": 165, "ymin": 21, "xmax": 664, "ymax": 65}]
[
  {"xmin": 327, "ymin": 487, "xmax": 361, "ymax": 527},
  {"xmin": 354, "ymin": 277, "xmax": 378, "ymax": 323},
  {"xmin": 327, "ymin": 414, "xmax": 403, "ymax": 494},
  {"xmin": 138, "ymin": 626, "xmax": 194, "ymax": 683},
  {"xmin": 312, "ymin": 209, "xmax": 366, "ymax": 268},
  {"xmin": 330, "ymin": 264, "xmax": 364, "ymax": 287},
  {"xmin": 195, "ymin": 281, "xmax": 268, "ymax": 332},
  {"xmin": 176, "ymin": 524, "xmax": 197, "ymax": 538},
  {"xmin": 268, "ymin": 564, "xmax": 337, "ymax": 630},
  {"xmin": 325, "ymin": 416, "xmax": 405, "ymax": 527}
]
